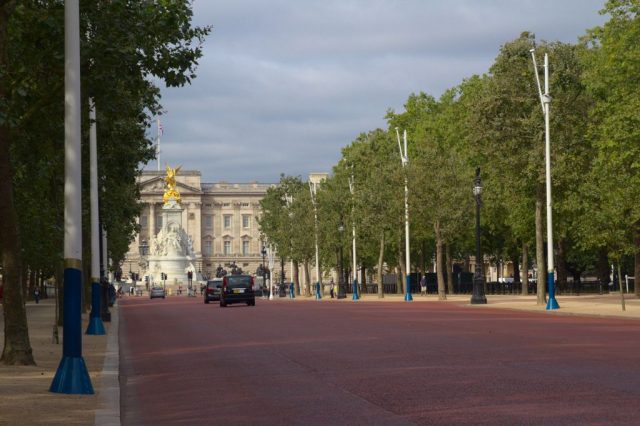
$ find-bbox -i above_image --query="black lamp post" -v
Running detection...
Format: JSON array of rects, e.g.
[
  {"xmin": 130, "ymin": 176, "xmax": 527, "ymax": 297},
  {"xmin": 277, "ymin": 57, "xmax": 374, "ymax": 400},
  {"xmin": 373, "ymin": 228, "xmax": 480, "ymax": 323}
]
[
  {"xmin": 261, "ymin": 246, "xmax": 267, "ymax": 294},
  {"xmin": 139, "ymin": 240, "xmax": 149, "ymax": 289},
  {"xmin": 471, "ymin": 167, "xmax": 487, "ymax": 304}
]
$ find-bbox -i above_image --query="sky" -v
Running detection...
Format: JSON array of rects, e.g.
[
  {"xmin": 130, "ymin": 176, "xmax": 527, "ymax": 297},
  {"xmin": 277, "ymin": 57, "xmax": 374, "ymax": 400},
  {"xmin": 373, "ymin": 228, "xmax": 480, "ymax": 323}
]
[{"xmin": 150, "ymin": 0, "xmax": 607, "ymax": 183}]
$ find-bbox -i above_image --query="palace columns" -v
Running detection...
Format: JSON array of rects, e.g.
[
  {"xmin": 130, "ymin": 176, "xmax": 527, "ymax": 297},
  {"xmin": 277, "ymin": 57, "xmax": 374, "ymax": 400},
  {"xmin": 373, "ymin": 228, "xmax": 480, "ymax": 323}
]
[{"xmin": 149, "ymin": 203, "xmax": 155, "ymax": 238}]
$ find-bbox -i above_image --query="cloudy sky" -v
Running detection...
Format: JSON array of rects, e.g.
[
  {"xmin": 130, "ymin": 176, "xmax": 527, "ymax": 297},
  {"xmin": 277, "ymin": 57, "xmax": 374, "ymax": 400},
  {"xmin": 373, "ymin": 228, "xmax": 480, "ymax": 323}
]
[{"xmin": 150, "ymin": 0, "xmax": 607, "ymax": 183}]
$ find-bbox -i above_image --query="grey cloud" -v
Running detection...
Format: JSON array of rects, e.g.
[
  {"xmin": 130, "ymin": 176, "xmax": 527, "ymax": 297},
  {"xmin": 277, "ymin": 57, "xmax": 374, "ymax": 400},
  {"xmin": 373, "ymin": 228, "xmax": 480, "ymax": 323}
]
[{"xmin": 149, "ymin": 0, "xmax": 606, "ymax": 182}]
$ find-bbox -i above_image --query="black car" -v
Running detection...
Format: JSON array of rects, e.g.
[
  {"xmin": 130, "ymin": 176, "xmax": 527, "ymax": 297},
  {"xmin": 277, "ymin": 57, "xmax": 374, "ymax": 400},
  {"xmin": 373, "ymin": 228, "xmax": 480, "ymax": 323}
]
[
  {"xmin": 204, "ymin": 279, "xmax": 222, "ymax": 303},
  {"xmin": 220, "ymin": 275, "xmax": 255, "ymax": 307}
]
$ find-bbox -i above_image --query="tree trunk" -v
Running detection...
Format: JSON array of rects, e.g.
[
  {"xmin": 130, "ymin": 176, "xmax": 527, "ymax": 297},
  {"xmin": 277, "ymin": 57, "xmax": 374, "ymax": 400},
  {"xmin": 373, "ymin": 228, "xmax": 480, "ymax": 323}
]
[
  {"xmin": 303, "ymin": 260, "xmax": 311, "ymax": 296},
  {"xmin": 556, "ymin": 238, "xmax": 568, "ymax": 291},
  {"xmin": 446, "ymin": 243, "xmax": 453, "ymax": 295},
  {"xmin": 535, "ymin": 194, "xmax": 546, "ymax": 305},
  {"xmin": 360, "ymin": 265, "xmax": 366, "ymax": 294},
  {"xmin": 522, "ymin": 243, "xmax": 529, "ymax": 296},
  {"xmin": 512, "ymin": 253, "xmax": 520, "ymax": 284},
  {"xmin": 419, "ymin": 241, "xmax": 426, "ymax": 277},
  {"xmin": 377, "ymin": 231, "xmax": 384, "ymax": 299},
  {"xmin": 635, "ymin": 227, "xmax": 640, "ymax": 298},
  {"xmin": 596, "ymin": 248, "xmax": 610, "ymax": 287},
  {"xmin": 293, "ymin": 259, "xmax": 300, "ymax": 295},
  {"xmin": 0, "ymin": 0, "xmax": 34, "ymax": 367},
  {"xmin": 434, "ymin": 221, "xmax": 446, "ymax": 300}
]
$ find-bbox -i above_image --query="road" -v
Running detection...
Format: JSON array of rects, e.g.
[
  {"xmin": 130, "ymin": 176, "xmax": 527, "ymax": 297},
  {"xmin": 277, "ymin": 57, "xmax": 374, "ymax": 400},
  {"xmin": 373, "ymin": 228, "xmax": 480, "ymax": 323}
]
[{"xmin": 119, "ymin": 296, "xmax": 640, "ymax": 425}]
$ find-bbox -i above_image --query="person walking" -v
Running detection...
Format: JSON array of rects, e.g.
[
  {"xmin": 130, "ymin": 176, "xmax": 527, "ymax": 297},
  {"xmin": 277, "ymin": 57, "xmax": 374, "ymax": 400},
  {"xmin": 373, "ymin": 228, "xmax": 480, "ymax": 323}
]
[
  {"xmin": 420, "ymin": 274, "xmax": 427, "ymax": 296},
  {"xmin": 329, "ymin": 278, "xmax": 335, "ymax": 299},
  {"xmin": 34, "ymin": 287, "xmax": 40, "ymax": 304}
]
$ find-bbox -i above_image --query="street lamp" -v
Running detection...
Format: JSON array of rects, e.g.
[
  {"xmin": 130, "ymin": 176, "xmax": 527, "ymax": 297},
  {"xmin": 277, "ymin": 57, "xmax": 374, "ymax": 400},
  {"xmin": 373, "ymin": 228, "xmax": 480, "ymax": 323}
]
[
  {"xmin": 338, "ymin": 223, "xmax": 345, "ymax": 299},
  {"xmin": 471, "ymin": 167, "xmax": 487, "ymax": 304},
  {"xmin": 530, "ymin": 49, "xmax": 559, "ymax": 310},
  {"xmin": 347, "ymin": 172, "xmax": 359, "ymax": 301},
  {"xmin": 261, "ymin": 245, "xmax": 267, "ymax": 291},
  {"xmin": 395, "ymin": 128, "xmax": 412, "ymax": 302},
  {"xmin": 267, "ymin": 245, "xmax": 275, "ymax": 300},
  {"xmin": 309, "ymin": 181, "xmax": 322, "ymax": 300}
]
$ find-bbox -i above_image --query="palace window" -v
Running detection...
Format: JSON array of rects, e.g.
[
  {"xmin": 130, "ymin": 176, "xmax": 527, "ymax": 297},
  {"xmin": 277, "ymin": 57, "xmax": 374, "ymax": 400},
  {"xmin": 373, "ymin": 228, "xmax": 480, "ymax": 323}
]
[
  {"xmin": 223, "ymin": 215, "xmax": 232, "ymax": 229},
  {"xmin": 204, "ymin": 214, "xmax": 213, "ymax": 229},
  {"xmin": 242, "ymin": 240, "xmax": 250, "ymax": 255},
  {"xmin": 242, "ymin": 215, "xmax": 250, "ymax": 229},
  {"xmin": 203, "ymin": 240, "xmax": 212, "ymax": 256},
  {"xmin": 156, "ymin": 216, "xmax": 162, "ymax": 232},
  {"xmin": 140, "ymin": 215, "xmax": 147, "ymax": 227},
  {"xmin": 223, "ymin": 240, "xmax": 231, "ymax": 255}
]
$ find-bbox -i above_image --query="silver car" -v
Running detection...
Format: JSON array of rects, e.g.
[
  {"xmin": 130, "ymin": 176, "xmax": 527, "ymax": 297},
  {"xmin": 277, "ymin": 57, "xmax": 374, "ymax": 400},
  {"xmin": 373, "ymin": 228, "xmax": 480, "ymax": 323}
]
[{"xmin": 149, "ymin": 286, "xmax": 166, "ymax": 299}]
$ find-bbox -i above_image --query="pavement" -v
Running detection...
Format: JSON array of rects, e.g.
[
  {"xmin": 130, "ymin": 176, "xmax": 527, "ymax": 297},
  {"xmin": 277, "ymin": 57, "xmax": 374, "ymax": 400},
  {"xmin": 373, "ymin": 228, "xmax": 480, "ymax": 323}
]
[{"xmin": 0, "ymin": 290, "xmax": 638, "ymax": 425}]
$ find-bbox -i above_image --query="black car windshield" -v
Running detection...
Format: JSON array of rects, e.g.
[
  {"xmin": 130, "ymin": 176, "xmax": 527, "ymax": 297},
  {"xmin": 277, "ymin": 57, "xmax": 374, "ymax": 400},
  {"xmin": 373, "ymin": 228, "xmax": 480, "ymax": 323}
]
[
  {"xmin": 226, "ymin": 276, "xmax": 251, "ymax": 288},
  {"xmin": 207, "ymin": 281, "xmax": 222, "ymax": 288}
]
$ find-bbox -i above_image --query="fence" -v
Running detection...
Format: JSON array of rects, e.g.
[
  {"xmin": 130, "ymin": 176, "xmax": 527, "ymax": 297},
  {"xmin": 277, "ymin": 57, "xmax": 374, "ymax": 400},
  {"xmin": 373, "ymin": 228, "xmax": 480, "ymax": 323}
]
[{"xmin": 351, "ymin": 273, "xmax": 636, "ymax": 296}]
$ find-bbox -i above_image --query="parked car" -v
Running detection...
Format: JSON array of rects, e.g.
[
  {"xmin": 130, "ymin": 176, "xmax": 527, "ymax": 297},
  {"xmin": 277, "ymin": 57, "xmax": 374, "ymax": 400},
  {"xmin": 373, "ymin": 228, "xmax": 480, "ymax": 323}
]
[
  {"xmin": 149, "ymin": 286, "xmax": 166, "ymax": 299},
  {"xmin": 220, "ymin": 275, "xmax": 255, "ymax": 307},
  {"xmin": 204, "ymin": 278, "xmax": 222, "ymax": 303}
]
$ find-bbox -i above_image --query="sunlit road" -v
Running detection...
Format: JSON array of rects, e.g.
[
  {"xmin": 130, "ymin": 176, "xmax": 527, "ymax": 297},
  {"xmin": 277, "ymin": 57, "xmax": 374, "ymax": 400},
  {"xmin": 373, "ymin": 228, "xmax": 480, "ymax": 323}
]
[{"xmin": 119, "ymin": 296, "xmax": 640, "ymax": 425}]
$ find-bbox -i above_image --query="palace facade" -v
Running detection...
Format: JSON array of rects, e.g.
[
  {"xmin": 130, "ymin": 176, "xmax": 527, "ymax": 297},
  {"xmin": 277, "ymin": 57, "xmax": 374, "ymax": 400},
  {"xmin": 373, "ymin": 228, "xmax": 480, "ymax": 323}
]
[{"xmin": 124, "ymin": 170, "xmax": 273, "ymax": 279}]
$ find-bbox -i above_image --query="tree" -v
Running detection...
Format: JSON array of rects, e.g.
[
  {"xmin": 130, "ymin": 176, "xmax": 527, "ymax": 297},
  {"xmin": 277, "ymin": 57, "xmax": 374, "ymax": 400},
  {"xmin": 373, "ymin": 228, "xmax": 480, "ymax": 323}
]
[
  {"xmin": 581, "ymin": 0, "xmax": 640, "ymax": 297},
  {"xmin": 1, "ymin": 0, "xmax": 209, "ymax": 365},
  {"xmin": 337, "ymin": 130, "xmax": 403, "ymax": 297}
]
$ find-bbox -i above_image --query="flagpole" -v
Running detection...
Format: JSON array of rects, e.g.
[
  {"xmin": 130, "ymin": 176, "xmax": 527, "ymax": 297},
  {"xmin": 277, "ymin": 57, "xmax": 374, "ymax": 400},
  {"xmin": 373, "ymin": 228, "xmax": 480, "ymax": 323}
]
[{"xmin": 156, "ymin": 118, "xmax": 161, "ymax": 173}]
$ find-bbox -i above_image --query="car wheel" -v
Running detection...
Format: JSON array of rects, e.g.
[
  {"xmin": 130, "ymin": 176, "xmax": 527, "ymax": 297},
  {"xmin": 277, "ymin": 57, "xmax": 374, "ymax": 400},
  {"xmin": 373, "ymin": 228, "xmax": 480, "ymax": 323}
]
[
  {"xmin": 205, "ymin": 299, "xmax": 209, "ymax": 304},
  {"xmin": 251, "ymin": 300, "xmax": 256, "ymax": 306},
  {"xmin": 246, "ymin": 301, "xmax": 251, "ymax": 306},
  {"xmin": 220, "ymin": 300, "xmax": 226, "ymax": 307}
]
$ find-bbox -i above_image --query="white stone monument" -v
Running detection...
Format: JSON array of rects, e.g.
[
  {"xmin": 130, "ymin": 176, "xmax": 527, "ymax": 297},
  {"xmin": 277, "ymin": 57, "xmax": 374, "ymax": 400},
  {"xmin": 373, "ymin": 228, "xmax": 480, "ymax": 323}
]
[{"xmin": 146, "ymin": 165, "xmax": 200, "ymax": 290}]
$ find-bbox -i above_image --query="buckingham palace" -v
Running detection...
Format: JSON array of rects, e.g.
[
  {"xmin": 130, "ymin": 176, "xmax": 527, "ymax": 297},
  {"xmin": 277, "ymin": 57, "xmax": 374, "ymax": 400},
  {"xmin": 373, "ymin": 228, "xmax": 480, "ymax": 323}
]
[{"xmin": 124, "ymin": 170, "xmax": 273, "ymax": 280}]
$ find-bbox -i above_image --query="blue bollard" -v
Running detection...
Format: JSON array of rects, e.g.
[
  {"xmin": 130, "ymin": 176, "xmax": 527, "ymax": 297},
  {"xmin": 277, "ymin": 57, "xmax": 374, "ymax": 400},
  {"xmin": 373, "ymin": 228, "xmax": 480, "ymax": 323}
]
[
  {"xmin": 546, "ymin": 271, "xmax": 560, "ymax": 310},
  {"xmin": 352, "ymin": 279, "xmax": 359, "ymax": 301}
]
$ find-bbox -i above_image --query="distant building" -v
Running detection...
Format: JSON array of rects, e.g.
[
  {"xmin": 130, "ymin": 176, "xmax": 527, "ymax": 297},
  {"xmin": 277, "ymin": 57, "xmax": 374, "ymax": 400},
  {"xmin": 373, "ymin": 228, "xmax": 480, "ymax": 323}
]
[{"xmin": 123, "ymin": 170, "xmax": 273, "ymax": 280}]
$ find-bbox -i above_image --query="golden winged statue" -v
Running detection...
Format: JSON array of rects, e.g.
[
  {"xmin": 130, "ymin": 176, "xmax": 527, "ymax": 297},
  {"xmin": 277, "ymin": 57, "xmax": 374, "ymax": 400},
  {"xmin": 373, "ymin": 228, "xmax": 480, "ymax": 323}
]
[{"xmin": 163, "ymin": 164, "xmax": 182, "ymax": 205}]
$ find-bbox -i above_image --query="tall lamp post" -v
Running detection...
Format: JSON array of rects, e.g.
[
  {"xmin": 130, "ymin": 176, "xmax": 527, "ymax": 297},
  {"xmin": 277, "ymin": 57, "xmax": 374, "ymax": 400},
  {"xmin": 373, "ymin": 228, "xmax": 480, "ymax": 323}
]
[
  {"xmin": 267, "ymin": 245, "xmax": 275, "ymax": 300},
  {"xmin": 50, "ymin": 0, "xmax": 93, "ymax": 394},
  {"xmin": 309, "ymin": 181, "xmax": 322, "ymax": 300},
  {"xmin": 338, "ymin": 223, "xmax": 346, "ymax": 299},
  {"xmin": 395, "ymin": 128, "xmax": 412, "ymax": 302},
  {"xmin": 348, "ymin": 172, "xmax": 359, "ymax": 301},
  {"xmin": 261, "ymin": 245, "xmax": 267, "ymax": 297},
  {"xmin": 530, "ymin": 49, "xmax": 559, "ymax": 310},
  {"xmin": 471, "ymin": 168, "xmax": 487, "ymax": 304},
  {"xmin": 85, "ymin": 99, "xmax": 105, "ymax": 336}
]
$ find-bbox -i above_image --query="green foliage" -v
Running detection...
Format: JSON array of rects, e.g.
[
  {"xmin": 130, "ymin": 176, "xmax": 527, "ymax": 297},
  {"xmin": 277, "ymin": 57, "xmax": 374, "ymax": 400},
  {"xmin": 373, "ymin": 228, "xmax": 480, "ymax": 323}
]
[{"xmin": 3, "ymin": 0, "xmax": 210, "ymax": 275}]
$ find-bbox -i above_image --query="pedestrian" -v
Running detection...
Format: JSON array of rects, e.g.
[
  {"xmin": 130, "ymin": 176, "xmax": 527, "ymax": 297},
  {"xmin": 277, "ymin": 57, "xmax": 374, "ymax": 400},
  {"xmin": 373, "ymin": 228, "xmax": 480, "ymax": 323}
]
[
  {"xmin": 330, "ymin": 278, "xmax": 335, "ymax": 299},
  {"xmin": 420, "ymin": 274, "xmax": 427, "ymax": 296},
  {"xmin": 34, "ymin": 287, "xmax": 40, "ymax": 304}
]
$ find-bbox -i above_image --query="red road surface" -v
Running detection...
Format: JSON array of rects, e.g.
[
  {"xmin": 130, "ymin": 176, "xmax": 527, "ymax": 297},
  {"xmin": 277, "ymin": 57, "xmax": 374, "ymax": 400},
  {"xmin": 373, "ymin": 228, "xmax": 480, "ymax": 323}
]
[{"xmin": 119, "ymin": 297, "xmax": 640, "ymax": 425}]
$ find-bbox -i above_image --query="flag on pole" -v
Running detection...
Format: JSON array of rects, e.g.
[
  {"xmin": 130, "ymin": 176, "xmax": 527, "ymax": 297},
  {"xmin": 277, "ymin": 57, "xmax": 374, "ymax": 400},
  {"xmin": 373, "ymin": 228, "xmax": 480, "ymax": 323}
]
[{"xmin": 157, "ymin": 119, "xmax": 164, "ymax": 137}]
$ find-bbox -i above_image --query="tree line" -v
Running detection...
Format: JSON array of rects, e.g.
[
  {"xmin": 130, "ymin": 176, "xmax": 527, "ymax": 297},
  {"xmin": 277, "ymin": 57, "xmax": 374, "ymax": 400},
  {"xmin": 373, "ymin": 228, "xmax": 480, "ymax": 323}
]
[
  {"xmin": 0, "ymin": 0, "xmax": 209, "ymax": 365},
  {"xmin": 259, "ymin": 1, "xmax": 640, "ymax": 302}
]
